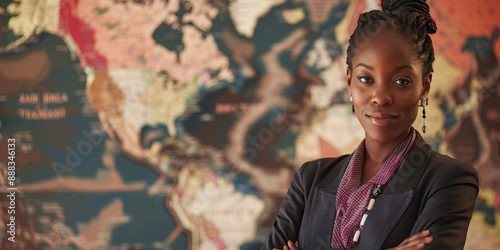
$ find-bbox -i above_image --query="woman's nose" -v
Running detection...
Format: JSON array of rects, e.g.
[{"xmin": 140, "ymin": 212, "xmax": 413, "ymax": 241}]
[{"xmin": 371, "ymin": 83, "xmax": 393, "ymax": 106}]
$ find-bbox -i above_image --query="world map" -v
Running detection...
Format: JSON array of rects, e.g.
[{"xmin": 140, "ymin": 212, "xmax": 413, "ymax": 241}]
[{"xmin": 0, "ymin": 0, "xmax": 499, "ymax": 249}]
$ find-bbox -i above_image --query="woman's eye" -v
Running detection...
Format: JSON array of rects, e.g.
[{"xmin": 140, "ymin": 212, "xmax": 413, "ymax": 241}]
[
  {"xmin": 395, "ymin": 78, "xmax": 412, "ymax": 86},
  {"xmin": 357, "ymin": 76, "xmax": 371, "ymax": 83}
]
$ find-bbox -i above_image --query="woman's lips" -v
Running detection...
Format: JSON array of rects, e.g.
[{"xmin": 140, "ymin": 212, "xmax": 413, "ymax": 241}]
[{"xmin": 366, "ymin": 112, "xmax": 398, "ymax": 126}]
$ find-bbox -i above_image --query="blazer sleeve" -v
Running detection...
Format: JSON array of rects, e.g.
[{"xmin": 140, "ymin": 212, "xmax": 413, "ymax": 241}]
[
  {"xmin": 262, "ymin": 162, "xmax": 308, "ymax": 250},
  {"xmin": 410, "ymin": 161, "xmax": 479, "ymax": 250}
]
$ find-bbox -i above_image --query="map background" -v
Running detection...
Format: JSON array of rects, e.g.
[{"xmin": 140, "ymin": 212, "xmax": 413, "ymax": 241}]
[{"xmin": 0, "ymin": 0, "xmax": 499, "ymax": 249}]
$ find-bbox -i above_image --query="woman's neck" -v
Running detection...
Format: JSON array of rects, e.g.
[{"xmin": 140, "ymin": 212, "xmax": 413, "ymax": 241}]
[{"xmin": 361, "ymin": 128, "xmax": 412, "ymax": 183}]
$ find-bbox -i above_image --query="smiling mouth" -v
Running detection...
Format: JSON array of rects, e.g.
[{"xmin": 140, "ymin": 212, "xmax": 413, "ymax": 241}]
[{"xmin": 366, "ymin": 113, "xmax": 398, "ymax": 126}]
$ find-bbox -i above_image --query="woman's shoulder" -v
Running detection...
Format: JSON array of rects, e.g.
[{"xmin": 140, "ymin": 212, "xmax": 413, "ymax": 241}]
[
  {"xmin": 427, "ymin": 150, "xmax": 477, "ymax": 174},
  {"xmin": 422, "ymin": 150, "xmax": 479, "ymax": 189},
  {"xmin": 298, "ymin": 155, "xmax": 350, "ymax": 174},
  {"xmin": 294, "ymin": 155, "xmax": 351, "ymax": 187}
]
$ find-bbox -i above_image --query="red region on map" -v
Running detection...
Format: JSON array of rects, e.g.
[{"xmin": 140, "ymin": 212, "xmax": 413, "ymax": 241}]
[{"xmin": 59, "ymin": 0, "xmax": 108, "ymax": 69}]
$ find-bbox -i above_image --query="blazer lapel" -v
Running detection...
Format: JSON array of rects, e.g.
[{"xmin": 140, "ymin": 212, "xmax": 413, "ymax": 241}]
[{"xmin": 355, "ymin": 190, "xmax": 415, "ymax": 249}]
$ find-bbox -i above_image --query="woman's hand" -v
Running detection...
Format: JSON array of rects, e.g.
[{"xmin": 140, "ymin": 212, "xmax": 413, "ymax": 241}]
[
  {"xmin": 388, "ymin": 230, "xmax": 433, "ymax": 250},
  {"xmin": 273, "ymin": 240, "xmax": 299, "ymax": 250}
]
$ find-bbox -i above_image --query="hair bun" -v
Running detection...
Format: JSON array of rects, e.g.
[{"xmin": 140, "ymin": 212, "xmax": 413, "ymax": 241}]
[{"xmin": 381, "ymin": 0, "xmax": 437, "ymax": 34}]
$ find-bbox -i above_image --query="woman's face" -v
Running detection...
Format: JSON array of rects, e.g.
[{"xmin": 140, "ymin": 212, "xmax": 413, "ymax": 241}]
[{"xmin": 347, "ymin": 28, "xmax": 431, "ymax": 144}]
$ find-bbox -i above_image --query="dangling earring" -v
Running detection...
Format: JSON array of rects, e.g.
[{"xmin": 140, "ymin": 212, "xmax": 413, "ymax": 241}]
[
  {"xmin": 419, "ymin": 98, "xmax": 428, "ymax": 133},
  {"xmin": 349, "ymin": 94, "xmax": 355, "ymax": 113}
]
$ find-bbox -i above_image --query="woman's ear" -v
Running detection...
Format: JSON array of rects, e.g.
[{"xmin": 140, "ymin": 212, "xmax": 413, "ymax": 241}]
[{"xmin": 421, "ymin": 73, "xmax": 432, "ymax": 99}]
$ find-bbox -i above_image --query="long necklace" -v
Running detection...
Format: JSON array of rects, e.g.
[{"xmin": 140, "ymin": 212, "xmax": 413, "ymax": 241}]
[{"xmin": 352, "ymin": 183, "xmax": 386, "ymax": 245}]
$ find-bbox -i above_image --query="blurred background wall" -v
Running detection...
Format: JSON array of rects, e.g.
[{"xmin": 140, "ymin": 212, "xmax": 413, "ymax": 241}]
[{"xmin": 0, "ymin": 0, "xmax": 499, "ymax": 249}]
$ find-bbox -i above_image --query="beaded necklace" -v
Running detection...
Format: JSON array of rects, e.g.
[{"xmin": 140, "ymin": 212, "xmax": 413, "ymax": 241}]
[{"xmin": 352, "ymin": 184, "xmax": 384, "ymax": 244}]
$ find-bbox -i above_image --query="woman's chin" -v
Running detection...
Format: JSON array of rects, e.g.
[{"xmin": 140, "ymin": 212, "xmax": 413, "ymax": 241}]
[{"xmin": 364, "ymin": 127, "xmax": 408, "ymax": 144}]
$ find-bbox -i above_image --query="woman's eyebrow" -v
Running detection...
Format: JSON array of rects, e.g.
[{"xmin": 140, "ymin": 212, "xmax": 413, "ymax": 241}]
[
  {"xmin": 355, "ymin": 63, "xmax": 415, "ymax": 72},
  {"xmin": 355, "ymin": 63, "xmax": 374, "ymax": 70}
]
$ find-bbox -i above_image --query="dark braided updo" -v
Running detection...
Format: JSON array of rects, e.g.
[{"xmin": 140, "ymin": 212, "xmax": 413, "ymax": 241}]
[{"xmin": 346, "ymin": 0, "xmax": 437, "ymax": 77}]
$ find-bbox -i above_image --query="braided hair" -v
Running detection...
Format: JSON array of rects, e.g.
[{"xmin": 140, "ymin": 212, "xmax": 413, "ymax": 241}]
[{"xmin": 346, "ymin": 0, "xmax": 437, "ymax": 77}]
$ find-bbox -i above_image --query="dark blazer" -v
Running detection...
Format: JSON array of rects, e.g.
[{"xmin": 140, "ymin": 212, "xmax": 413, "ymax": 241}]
[{"xmin": 264, "ymin": 134, "xmax": 479, "ymax": 250}]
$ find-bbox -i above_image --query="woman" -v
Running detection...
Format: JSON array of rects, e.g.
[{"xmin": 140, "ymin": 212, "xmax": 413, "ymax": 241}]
[{"xmin": 264, "ymin": 0, "xmax": 479, "ymax": 249}]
